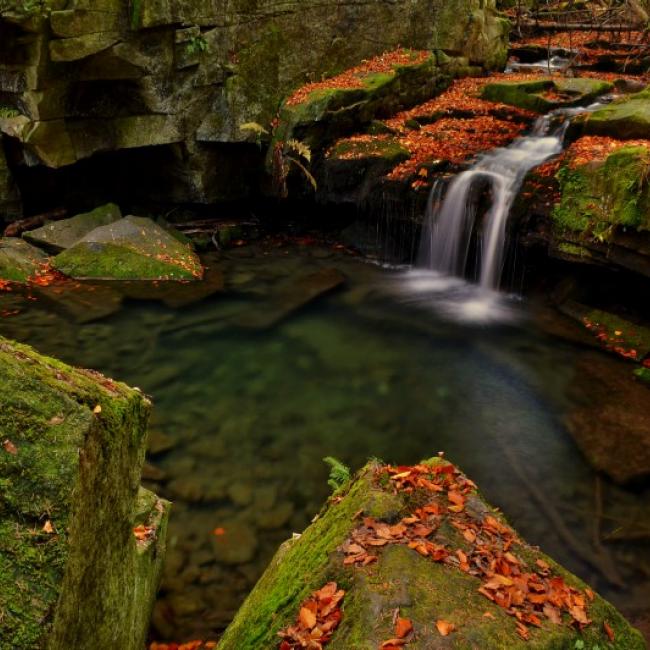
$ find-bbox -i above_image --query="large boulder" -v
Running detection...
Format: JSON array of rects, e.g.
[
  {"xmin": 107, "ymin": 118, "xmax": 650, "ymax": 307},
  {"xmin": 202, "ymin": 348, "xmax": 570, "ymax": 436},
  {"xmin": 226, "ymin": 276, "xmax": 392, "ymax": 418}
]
[
  {"xmin": 0, "ymin": 236, "xmax": 48, "ymax": 281},
  {"xmin": 23, "ymin": 202, "xmax": 122, "ymax": 252},
  {"xmin": 574, "ymin": 86, "xmax": 650, "ymax": 139},
  {"xmin": 219, "ymin": 458, "xmax": 645, "ymax": 649},
  {"xmin": 0, "ymin": 336, "xmax": 170, "ymax": 649},
  {"xmin": 52, "ymin": 215, "xmax": 203, "ymax": 280}
]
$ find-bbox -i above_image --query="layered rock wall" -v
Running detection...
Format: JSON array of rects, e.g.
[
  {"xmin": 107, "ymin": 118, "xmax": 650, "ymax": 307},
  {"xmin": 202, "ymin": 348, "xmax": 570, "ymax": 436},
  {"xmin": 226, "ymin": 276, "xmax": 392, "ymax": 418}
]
[{"xmin": 0, "ymin": 0, "xmax": 508, "ymax": 209}]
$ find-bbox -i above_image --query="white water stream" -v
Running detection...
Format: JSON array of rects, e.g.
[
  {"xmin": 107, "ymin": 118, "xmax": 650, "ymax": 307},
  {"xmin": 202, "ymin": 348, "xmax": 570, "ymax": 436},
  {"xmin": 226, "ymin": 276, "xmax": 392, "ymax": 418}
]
[{"xmin": 418, "ymin": 106, "xmax": 599, "ymax": 290}]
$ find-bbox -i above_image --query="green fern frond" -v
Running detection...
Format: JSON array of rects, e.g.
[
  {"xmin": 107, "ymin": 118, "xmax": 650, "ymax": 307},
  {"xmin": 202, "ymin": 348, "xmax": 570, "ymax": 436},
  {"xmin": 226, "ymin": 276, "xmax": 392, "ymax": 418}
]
[{"xmin": 323, "ymin": 456, "xmax": 351, "ymax": 492}]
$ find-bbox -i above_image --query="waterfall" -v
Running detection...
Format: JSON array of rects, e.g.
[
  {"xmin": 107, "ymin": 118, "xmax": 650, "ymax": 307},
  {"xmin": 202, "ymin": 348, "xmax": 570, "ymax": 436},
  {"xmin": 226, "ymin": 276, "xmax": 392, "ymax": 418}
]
[{"xmin": 418, "ymin": 113, "xmax": 569, "ymax": 290}]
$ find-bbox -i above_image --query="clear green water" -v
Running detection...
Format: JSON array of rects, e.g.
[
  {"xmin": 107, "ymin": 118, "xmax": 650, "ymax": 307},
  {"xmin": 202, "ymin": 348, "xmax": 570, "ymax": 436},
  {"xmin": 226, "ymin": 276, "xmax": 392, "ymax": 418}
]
[{"xmin": 1, "ymin": 243, "xmax": 648, "ymax": 642}]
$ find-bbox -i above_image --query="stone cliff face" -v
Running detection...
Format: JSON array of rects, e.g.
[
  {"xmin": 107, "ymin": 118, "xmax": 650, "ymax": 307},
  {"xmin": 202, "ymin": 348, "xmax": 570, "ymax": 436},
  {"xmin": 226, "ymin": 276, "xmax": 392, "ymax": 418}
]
[{"xmin": 0, "ymin": 0, "xmax": 508, "ymax": 211}]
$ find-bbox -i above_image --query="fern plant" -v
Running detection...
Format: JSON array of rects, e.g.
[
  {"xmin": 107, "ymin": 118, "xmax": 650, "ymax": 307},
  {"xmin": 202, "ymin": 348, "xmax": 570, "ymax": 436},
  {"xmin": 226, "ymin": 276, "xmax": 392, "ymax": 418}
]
[
  {"xmin": 323, "ymin": 456, "xmax": 351, "ymax": 492},
  {"xmin": 186, "ymin": 34, "xmax": 208, "ymax": 56}
]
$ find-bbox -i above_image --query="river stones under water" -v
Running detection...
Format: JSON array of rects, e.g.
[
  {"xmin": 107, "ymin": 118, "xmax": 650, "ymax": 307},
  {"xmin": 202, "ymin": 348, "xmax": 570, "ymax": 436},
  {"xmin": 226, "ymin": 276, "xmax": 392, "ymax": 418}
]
[{"xmin": 210, "ymin": 521, "xmax": 258, "ymax": 565}]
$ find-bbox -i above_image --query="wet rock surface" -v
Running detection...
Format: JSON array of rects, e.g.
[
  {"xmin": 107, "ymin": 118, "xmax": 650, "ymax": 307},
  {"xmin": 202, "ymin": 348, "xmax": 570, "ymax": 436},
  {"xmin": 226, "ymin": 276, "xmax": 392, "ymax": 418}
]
[
  {"xmin": 0, "ymin": 236, "xmax": 47, "ymax": 281},
  {"xmin": 1, "ymin": 242, "xmax": 649, "ymax": 643}
]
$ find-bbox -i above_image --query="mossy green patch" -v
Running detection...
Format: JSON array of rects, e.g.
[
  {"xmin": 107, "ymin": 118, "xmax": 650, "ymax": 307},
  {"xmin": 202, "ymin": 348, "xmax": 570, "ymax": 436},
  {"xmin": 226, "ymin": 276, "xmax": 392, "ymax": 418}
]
[
  {"xmin": 482, "ymin": 78, "xmax": 613, "ymax": 113},
  {"xmin": 0, "ymin": 337, "xmax": 168, "ymax": 649},
  {"xmin": 582, "ymin": 87, "xmax": 650, "ymax": 139},
  {"xmin": 328, "ymin": 137, "xmax": 410, "ymax": 163},
  {"xmin": 634, "ymin": 366, "xmax": 650, "ymax": 384},
  {"xmin": 0, "ymin": 238, "xmax": 48, "ymax": 282},
  {"xmin": 553, "ymin": 145, "xmax": 650, "ymax": 240},
  {"xmin": 219, "ymin": 459, "xmax": 645, "ymax": 649}
]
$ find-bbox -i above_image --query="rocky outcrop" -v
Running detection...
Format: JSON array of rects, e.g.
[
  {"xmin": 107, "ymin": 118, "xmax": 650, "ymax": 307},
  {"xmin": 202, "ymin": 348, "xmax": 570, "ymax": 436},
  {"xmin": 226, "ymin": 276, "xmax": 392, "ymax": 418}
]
[
  {"xmin": 571, "ymin": 87, "xmax": 650, "ymax": 139},
  {"xmin": 23, "ymin": 202, "xmax": 122, "ymax": 251},
  {"xmin": 219, "ymin": 458, "xmax": 645, "ymax": 649},
  {"xmin": 0, "ymin": 235, "xmax": 46, "ymax": 280},
  {"xmin": 51, "ymin": 215, "xmax": 203, "ymax": 280},
  {"xmin": 0, "ymin": 0, "xmax": 509, "ymax": 209},
  {"xmin": 0, "ymin": 336, "xmax": 170, "ymax": 649},
  {"xmin": 481, "ymin": 77, "xmax": 614, "ymax": 113}
]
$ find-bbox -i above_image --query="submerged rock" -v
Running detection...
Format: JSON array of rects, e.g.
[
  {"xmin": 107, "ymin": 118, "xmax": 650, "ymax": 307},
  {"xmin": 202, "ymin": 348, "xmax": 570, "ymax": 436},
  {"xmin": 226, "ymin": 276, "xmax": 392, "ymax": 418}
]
[
  {"xmin": 23, "ymin": 203, "xmax": 122, "ymax": 252},
  {"xmin": 0, "ymin": 237, "xmax": 48, "ymax": 281},
  {"xmin": 567, "ymin": 355, "xmax": 650, "ymax": 484},
  {"xmin": 232, "ymin": 267, "xmax": 345, "ymax": 329},
  {"xmin": 219, "ymin": 459, "xmax": 645, "ymax": 648},
  {"xmin": 481, "ymin": 77, "xmax": 613, "ymax": 113},
  {"xmin": 0, "ymin": 336, "xmax": 170, "ymax": 649},
  {"xmin": 52, "ymin": 216, "xmax": 203, "ymax": 281}
]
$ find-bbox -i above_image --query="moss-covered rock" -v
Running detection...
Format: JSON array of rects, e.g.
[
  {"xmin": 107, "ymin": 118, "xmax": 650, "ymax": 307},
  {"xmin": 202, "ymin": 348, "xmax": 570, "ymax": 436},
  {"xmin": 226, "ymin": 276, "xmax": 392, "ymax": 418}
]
[
  {"xmin": 0, "ymin": 237, "xmax": 47, "ymax": 281},
  {"xmin": 52, "ymin": 215, "xmax": 203, "ymax": 281},
  {"xmin": 576, "ymin": 86, "xmax": 650, "ymax": 139},
  {"xmin": 481, "ymin": 77, "xmax": 613, "ymax": 113},
  {"xmin": 219, "ymin": 459, "xmax": 644, "ymax": 649},
  {"xmin": 23, "ymin": 203, "xmax": 122, "ymax": 252},
  {"xmin": 552, "ymin": 144, "xmax": 650, "ymax": 239},
  {"xmin": 0, "ymin": 336, "xmax": 170, "ymax": 649},
  {"xmin": 269, "ymin": 52, "xmax": 448, "ymax": 166}
]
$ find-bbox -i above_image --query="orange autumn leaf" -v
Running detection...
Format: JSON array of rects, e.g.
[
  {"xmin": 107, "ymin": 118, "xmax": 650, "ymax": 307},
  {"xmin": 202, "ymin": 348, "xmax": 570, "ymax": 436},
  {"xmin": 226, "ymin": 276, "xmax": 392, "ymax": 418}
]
[
  {"xmin": 395, "ymin": 617, "xmax": 413, "ymax": 639},
  {"xmin": 2, "ymin": 439, "xmax": 18, "ymax": 455},
  {"xmin": 212, "ymin": 527, "xmax": 226, "ymax": 536},
  {"xmin": 604, "ymin": 621, "xmax": 615, "ymax": 642},
  {"xmin": 299, "ymin": 606, "xmax": 317, "ymax": 630},
  {"xmin": 435, "ymin": 620, "xmax": 455, "ymax": 636},
  {"xmin": 42, "ymin": 520, "xmax": 55, "ymax": 534}
]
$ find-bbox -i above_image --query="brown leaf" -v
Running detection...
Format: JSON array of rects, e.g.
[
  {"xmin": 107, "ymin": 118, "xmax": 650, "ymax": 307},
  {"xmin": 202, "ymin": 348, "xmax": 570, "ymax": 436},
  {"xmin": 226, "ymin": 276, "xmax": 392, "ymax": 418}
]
[
  {"xmin": 42, "ymin": 520, "xmax": 54, "ymax": 534},
  {"xmin": 48, "ymin": 415, "xmax": 65, "ymax": 425},
  {"xmin": 604, "ymin": 621, "xmax": 615, "ymax": 642},
  {"xmin": 543, "ymin": 604, "xmax": 562, "ymax": 625},
  {"xmin": 435, "ymin": 620, "xmax": 455, "ymax": 636},
  {"xmin": 395, "ymin": 617, "xmax": 413, "ymax": 639},
  {"xmin": 2, "ymin": 439, "xmax": 17, "ymax": 455}
]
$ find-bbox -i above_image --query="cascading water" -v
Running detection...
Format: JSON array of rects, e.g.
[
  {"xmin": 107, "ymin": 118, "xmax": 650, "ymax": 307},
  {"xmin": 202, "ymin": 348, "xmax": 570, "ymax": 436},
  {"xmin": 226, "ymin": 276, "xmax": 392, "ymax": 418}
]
[{"xmin": 418, "ymin": 108, "xmax": 583, "ymax": 290}]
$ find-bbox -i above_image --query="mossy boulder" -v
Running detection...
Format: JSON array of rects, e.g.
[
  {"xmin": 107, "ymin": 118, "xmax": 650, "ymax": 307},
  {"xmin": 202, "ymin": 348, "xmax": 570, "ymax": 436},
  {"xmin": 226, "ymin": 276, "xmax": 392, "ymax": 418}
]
[
  {"xmin": 319, "ymin": 137, "xmax": 411, "ymax": 204},
  {"xmin": 553, "ymin": 144, "xmax": 650, "ymax": 239},
  {"xmin": 0, "ymin": 237, "xmax": 48, "ymax": 281},
  {"xmin": 269, "ymin": 52, "xmax": 450, "ymax": 170},
  {"xmin": 576, "ymin": 86, "xmax": 650, "ymax": 139},
  {"xmin": 219, "ymin": 459, "xmax": 644, "ymax": 649},
  {"xmin": 52, "ymin": 215, "xmax": 203, "ymax": 281},
  {"xmin": 23, "ymin": 203, "xmax": 122, "ymax": 252},
  {"xmin": 481, "ymin": 78, "xmax": 613, "ymax": 113},
  {"xmin": 0, "ymin": 336, "xmax": 170, "ymax": 649}
]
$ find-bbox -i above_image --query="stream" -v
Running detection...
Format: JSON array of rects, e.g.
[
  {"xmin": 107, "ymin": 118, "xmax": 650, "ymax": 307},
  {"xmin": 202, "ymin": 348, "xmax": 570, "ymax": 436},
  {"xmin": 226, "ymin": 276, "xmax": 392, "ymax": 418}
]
[{"xmin": 0, "ymin": 242, "xmax": 649, "ymax": 641}]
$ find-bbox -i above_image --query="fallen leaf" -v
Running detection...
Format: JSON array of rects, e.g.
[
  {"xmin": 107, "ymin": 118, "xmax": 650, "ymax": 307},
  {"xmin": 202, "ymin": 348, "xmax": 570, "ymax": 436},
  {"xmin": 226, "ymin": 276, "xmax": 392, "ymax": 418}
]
[
  {"xmin": 395, "ymin": 617, "xmax": 413, "ymax": 639},
  {"xmin": 212, "ymin": 527, "xmax": 226, "ymax": 536},
  {"xmin": 604, "ymin": 621, "xmax": 615, "ymax": 642},
  {"xmin": 93, "ymin": 405, "xmax": 102, "ymax": 414},
  {"xmin": 49, "ymin": 415, "xmax": 65, "ymax": 425},
  {"xmin": 435, "ymin": 620, "xmax": 455, "ymax": 636},
  {"xmin": 2, "ymin": 439, "xmax": 17, "ymax": 455},
  {"xmin": 42, "ymin": 520, "xmax": 54, "ymax": 534},
  {"xmin": 299, "ymin": 606, "xmax": 317, "ymax": 630}
]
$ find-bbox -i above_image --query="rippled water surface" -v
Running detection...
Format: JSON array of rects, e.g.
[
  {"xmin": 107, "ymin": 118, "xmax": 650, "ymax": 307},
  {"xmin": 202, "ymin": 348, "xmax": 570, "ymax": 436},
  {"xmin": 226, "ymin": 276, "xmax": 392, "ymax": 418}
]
[{"xmin": 1, "ymin": 242, "xmax": 648, "ymax": 641}]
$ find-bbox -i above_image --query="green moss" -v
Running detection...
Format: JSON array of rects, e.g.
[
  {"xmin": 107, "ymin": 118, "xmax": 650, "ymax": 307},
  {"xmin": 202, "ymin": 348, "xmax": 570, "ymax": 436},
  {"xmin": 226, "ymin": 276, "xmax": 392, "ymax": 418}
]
[
  {"xmin": 218, "ymin": 464, "xmax": 400, "ymax": 649},
  {"xmin": 583, "ymin": 88, "xmax": 650, "ymax": 139},
  {"xmin": 328, "ymin": 137, "xmax": 410, "ymax": 163},
  {"xmin": 52, "ymin": 242, "xmax": 199, "ymax": 280},
  {"xmin": 482, "ymin": 78, "xmax": 613, "ymax": 113},
  {"xmin": 0, "ymin": 337, "xmax": 167, "ymax": 649},
  {"xmin": 553, "ymin": 145, "xmax": 650, "ymax": 239},
  {"xmin": 634, "ymin": 366, "xmax": 650, "ymax": 384},
  {"xmin": 557, "ymin": 242, "xmax": 593, "ymax": 258},
  {"xmin": 220, "ymin": 458, "xmax": 645, "ymax": 649}
]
